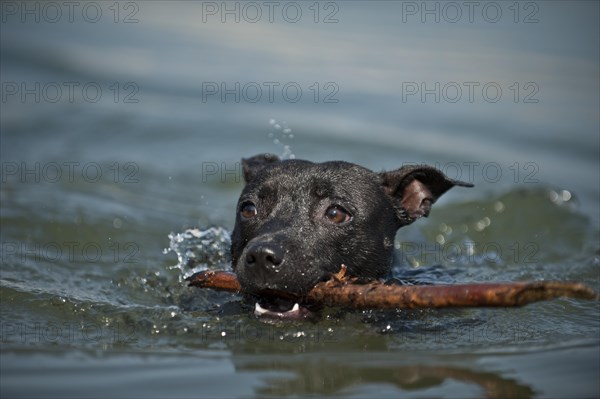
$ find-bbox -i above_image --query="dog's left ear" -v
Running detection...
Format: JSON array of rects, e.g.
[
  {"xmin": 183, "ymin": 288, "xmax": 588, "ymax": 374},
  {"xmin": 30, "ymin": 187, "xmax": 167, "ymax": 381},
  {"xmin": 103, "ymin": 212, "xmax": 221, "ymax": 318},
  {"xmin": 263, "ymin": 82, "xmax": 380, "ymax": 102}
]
[
  {"xmin": 241, "ymin": 153, "xmax": 280, "ymax": 183},
  {"xmin": 380, "ymin": 165, "xmax": 473, "ymax": 226}
]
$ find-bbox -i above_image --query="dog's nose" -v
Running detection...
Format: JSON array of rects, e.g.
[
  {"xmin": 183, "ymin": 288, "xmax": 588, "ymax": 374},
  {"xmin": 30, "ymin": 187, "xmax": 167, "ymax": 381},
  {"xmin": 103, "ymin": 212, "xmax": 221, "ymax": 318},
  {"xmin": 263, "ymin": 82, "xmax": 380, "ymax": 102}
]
[{"xmin": 245, "ymin": 243, "xmax": 284, "ymax": 272}]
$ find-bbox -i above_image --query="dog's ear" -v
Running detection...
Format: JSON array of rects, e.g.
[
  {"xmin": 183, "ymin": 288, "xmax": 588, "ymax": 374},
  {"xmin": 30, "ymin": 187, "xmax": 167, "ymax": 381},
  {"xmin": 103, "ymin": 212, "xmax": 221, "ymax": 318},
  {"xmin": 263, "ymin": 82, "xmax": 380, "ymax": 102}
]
[
  {"xmin": 241, "ymin": 153, "xmax": 280, "ymax": 182},
  {"xmin": 379, "ymin": 165, "xmax": 473, "ymax": 226}
]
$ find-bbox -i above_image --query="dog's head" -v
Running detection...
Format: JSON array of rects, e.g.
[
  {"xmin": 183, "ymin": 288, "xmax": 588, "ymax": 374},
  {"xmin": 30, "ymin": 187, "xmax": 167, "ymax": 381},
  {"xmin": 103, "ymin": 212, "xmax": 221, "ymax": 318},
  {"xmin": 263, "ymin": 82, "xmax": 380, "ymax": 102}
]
[{"xmin": 231, "ymin": 154, "xmax": 472, "ymax": 299}]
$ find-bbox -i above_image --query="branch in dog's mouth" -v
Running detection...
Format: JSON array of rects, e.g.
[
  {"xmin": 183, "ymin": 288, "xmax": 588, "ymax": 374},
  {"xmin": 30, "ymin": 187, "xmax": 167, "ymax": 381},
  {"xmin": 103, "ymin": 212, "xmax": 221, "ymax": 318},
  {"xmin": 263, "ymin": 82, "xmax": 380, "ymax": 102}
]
[
  {"xmin": 184, "ymin": 270, "xmax": 317, "ymax": 319},
  {"xmin": 186, "ymin": 265, "xmax": 600, "ymax": 318}
]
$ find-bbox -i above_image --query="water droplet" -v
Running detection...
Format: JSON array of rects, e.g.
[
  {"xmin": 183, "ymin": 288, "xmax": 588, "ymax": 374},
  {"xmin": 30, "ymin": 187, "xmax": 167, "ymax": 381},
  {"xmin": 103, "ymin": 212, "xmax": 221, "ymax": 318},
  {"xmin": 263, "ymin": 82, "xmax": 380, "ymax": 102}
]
[
  {"xmin": 464, "ymin": 240, "xmax": 475, "ymax": 256},
  {"xmin": 561, "ymin": 190, "xmax": 571, "ymax": 201},
  {"xmin": 113, "ymin": 218, "xmax": 122, "ymax": 229},
  {"xmin": 493, "ymin": 201, "xmax": 505, "ymax": 213},
  {"xmin": 267, "ymin": 120, "xmax": 296, "ymax": 160},
  {"xmin": 436, "ymin": 234, "xmax": 445, "ymax": 245},
  {"xmin": 166, "ymin": 227, "xmax": 232, "ymax": 278}
]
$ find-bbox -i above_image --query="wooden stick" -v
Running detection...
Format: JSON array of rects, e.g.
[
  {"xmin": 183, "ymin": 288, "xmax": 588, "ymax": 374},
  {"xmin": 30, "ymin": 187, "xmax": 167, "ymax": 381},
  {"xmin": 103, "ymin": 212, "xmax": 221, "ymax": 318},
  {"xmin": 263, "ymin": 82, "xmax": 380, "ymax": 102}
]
[
  {"xmin": 187, "ymin": 266, "xmax": 599, "ymax": 309},
  {"xmin": 187, "ymin": 270, "xmax": 241, "ymax": 293}
]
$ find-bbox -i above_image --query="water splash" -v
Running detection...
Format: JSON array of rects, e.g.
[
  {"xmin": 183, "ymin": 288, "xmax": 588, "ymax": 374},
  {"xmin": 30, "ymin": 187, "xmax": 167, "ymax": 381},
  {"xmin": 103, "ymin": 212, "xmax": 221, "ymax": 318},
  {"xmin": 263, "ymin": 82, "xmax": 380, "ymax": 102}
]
[
  {"xmin": 164, "ymin": 227, "xmax": 232, "ymax": 280},
  {"xmin": 267, "ymin": 119, "xmax": 295, "ymax": 160}
]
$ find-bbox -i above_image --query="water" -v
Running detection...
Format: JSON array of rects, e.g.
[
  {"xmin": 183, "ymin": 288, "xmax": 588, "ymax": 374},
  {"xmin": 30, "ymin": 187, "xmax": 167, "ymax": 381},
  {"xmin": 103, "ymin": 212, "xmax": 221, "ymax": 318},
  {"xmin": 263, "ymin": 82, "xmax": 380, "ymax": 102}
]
[
  {"xmin": 165, "ymin": 227, "xmax": 232, "ymax": 279},
  {"xmin": 1, "ymin": 2, "xmax": 599, "ymax": 398}
]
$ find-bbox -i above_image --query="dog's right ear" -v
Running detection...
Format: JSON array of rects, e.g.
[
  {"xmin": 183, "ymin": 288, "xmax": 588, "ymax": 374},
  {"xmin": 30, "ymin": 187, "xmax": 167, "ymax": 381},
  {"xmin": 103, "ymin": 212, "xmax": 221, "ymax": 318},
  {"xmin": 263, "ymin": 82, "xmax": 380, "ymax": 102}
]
[
  {"xmin": 241, "ymin": 153, "xmax": 280, "ymax": 182},
  {"xmin": 379, "ymin": 165, "xmax": 473, "ymax": 226}
]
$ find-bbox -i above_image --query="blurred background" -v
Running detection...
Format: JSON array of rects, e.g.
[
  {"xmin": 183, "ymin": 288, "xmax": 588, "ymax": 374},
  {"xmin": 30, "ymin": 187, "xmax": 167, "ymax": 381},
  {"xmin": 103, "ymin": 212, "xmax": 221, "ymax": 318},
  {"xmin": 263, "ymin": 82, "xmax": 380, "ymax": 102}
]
[{"xmin": 1, "ymin": 1, "xmax": 599, "ymax": 398}]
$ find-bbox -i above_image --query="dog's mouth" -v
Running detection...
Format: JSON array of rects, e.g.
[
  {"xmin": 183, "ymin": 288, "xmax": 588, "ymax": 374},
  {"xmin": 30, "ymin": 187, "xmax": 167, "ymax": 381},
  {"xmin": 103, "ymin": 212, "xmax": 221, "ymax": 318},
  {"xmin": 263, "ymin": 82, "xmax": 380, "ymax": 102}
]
[{"xmin": 253, "ymin": 297, "xmax": 314, "ymax": 320}]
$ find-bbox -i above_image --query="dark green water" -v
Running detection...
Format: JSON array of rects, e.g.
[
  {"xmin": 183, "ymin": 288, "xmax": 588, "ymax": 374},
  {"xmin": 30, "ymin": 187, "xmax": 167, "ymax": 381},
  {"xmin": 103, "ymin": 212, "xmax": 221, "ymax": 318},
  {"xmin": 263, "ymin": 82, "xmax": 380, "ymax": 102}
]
[{"xmin": 1, "ymin": 2, "xmax": 599, "ymax": 398}]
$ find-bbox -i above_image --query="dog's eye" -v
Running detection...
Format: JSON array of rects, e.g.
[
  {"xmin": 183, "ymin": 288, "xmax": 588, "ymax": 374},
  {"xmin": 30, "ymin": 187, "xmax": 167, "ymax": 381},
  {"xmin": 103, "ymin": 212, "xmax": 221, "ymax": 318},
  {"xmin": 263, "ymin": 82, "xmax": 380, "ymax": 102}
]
[
  {"xmin": 324, "ymin": 205, "xmax": 352, "ymax": 224},
  {"xmin": 240, "ymin": 202, "xmax": 257, "ymax": 220}
]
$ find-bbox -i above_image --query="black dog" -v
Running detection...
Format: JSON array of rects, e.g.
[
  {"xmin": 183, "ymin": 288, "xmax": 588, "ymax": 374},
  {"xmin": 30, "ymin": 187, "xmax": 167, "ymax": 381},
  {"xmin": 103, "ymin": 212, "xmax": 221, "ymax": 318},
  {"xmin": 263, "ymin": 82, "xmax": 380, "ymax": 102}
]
[{"xmin": 231, "ymin": 154, "xmax": 472, "ymax": 317}]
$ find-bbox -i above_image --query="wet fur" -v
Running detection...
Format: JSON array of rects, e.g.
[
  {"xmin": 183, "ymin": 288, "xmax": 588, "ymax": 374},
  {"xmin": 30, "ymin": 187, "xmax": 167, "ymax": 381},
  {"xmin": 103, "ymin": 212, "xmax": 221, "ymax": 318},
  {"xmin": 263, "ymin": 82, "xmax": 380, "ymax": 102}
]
[{"xmin": 231, "ymin": 154, "xmax": 472, "ymax": 297}]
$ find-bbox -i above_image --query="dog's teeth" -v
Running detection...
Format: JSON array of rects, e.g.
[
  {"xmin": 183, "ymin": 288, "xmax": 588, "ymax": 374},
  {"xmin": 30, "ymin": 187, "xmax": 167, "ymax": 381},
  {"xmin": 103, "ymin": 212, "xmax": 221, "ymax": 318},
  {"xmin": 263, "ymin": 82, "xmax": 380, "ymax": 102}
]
[
  {"xmin": 254, "ymin": 302, "xmax": 268, "ymax": 315},
  {"xmin": 255, "ymin": 302, "xmax": 303, "ymax": 318}
]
